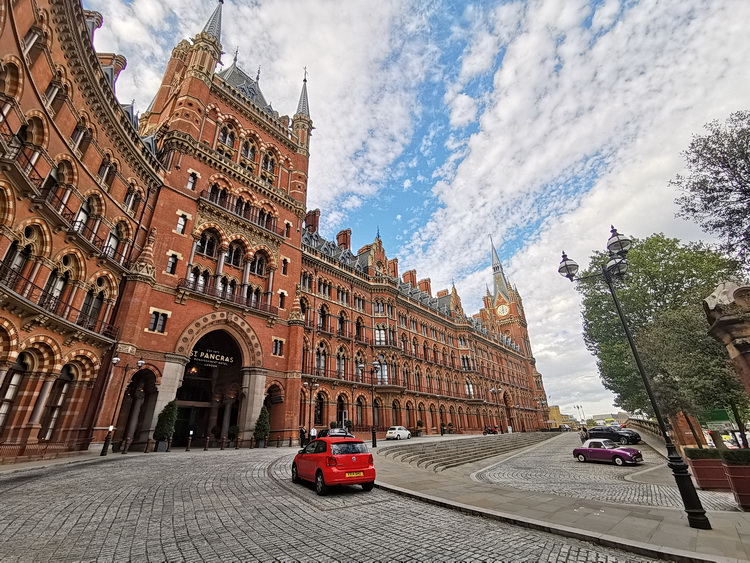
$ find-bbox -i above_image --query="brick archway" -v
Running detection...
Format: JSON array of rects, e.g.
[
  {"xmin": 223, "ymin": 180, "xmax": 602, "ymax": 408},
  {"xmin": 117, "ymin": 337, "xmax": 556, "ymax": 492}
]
[{"xmin": 175, "ymin": 311, "xmax": 262, "ymax": 367}]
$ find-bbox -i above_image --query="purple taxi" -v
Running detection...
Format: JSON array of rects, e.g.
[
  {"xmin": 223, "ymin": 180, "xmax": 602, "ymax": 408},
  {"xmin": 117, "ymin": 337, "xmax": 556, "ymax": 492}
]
[{"xmin": 573, "ymin": 439, "xmax": 643, "ymax": 466}]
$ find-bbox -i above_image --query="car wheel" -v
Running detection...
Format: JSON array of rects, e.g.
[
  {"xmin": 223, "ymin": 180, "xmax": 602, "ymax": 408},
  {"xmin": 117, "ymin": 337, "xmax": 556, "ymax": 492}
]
[
  {"xmin": 291, "ymin": 463, "xmax": 300, "ymax": 484},
  {"xmin": 396, "ymin": 434, "xmax": 402, "ymax": 440},
  {"xmin": 620, "ymin": 437, "xmax": 629, "ymax": 445},
  {"xmin": 576, "ymin": 454, "xmax": 586, "ymax": 462},
  {"xmin": 315, "ymin": 471, "xmax": 328, "ymax": 496},
  {"xmin": 361, "ymin": 482, "xmax": 374, "ymax": 492},
  {"xmin": 407, "ymin": 433, "xmax": 411, "ymax": 439},
  {"xmin": 613, "ymin": 456, "xmax": 625, "ymax": 466}
]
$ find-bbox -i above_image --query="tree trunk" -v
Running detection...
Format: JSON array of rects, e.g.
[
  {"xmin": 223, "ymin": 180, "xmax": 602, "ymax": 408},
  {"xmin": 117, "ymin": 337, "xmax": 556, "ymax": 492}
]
[{"xmin": 681, "ymin": 410, "xmax": 703, "ymax": 448}]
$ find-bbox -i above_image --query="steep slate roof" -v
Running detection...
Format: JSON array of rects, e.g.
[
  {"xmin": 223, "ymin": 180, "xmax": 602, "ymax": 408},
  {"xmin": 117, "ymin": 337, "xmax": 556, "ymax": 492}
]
[{"xmin": 217, "ymin": 62, "xmax": 273, "ymax": 114}]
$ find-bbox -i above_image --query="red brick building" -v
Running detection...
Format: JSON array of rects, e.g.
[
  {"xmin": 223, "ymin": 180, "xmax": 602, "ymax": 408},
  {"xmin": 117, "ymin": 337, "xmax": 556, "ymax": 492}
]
[{"xmin": 0, "ymin": 0, "xmax": 547, "ymax": 459}]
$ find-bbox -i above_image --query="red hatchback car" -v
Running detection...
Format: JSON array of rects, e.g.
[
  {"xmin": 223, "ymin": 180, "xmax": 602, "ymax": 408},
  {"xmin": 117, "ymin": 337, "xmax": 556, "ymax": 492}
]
[{"xmin": 292, "ymin": 436, "xmax": 376, "ymax": 495}]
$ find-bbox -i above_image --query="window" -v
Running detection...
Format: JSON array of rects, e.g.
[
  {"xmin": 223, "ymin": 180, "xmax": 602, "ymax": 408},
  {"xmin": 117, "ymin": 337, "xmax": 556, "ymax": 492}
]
[
  {"xmin": 281, "ymin": 259, "xmax": 288, "ymax": 275},
  {"xmin": 285, "ymin": 223, "xmax": 291, "ymax": 238},
  {"xmin": 278, "ymin": 292, "xmax": 286, "ymax": 309},
  {"xmin": 176, "ymin": 215, "xmax": 187, "ymax": 234},
  {"xmin": 166, "ymin": 254, "xmax": 178, "ymax": 275},
  {"xmin": 148, "ymin": 311, "xmax": 168, "ymax": 333},
  {"xmin": 186, "ymin": 173, "xmax": 197, "ymax": 191},
  {"xmin": 272, "ymin": 339, "xmax": 284, "ymax": 356}
]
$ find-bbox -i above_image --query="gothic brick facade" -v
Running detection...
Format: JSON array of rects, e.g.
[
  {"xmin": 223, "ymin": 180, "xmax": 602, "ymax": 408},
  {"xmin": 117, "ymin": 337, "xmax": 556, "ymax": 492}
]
[{"xmin": 0, "ymin": 0, "xmax": 547, "ymax": 459}]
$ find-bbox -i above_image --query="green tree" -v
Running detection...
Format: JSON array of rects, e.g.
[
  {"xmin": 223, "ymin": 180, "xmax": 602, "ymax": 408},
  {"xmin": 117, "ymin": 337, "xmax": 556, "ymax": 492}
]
[
  {"xmin": 153, "ymin": 400, "xmax": 178, "ymax": 441},
  {"xmin": 253, "ymin": 406, "xmax": 270, "ymax": 441},
  {"xmin": 672, "ymin": 110, "xmax": 750, "ymax": 265},
  {"xmin": 576, "ymin": 234, "xmax": 742, "ymax": 414}
]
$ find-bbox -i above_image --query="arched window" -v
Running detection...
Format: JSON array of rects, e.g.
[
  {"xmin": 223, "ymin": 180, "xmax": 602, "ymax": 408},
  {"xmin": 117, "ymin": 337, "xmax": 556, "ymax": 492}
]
[
  {"xmin": 39, "ymin": 365, "xmax": 74, "ymax": 440},
  {"xmin": 356, "ymin": 397, "xmax": 364, "ymax": 426},
  {"xmin": 0, "ymin": 353, "xmax": 29, "ymax": 432},
  {"xmin": 196, "ymin": 231, "xmax": 219, "ymax": 258},
  {"xmin": 104, "ymin": 224, "xmax": 122, "ymax": 259},
  {"xmin": 318, "ymin": 306, "xmax": 328, "ymax": 331},
  {"xmin": 315, "ymin": 343, "xmax": 327, "ymax": 377},
  {"xmin": 225, "ymin": 242, "xmax": 243, "ymax": 268},
  {"xmin": 376, "ymin": 355, "xmax": 388, "ymax": 385},
  {"xmin": 336, "ymin": 348, "xmax": 346, "ymax": 379},
  {"xmin": 391, "ymin": 401, "xmax": 400, "ymax": 426},
  {"xmin": 3, "ymin": 239, "xmax": 32, "ymax": 273},
  {"xmin": 79, "ymin": 279, "xmax": 105, "ymax": 330},
  {"xmin": 249, "ymin": 253, "xmax": 266, "ymax": 276},
  {"xmin": 41, "ymin": 267, "xmax": 70, "ymax": 312},
  {"xmin": 314, "ymin": 393, "xmax": 324, "ymax": 425},
  {"xmin": 74, "ymin": 197, "xmax": 94, "ymax": 231}
]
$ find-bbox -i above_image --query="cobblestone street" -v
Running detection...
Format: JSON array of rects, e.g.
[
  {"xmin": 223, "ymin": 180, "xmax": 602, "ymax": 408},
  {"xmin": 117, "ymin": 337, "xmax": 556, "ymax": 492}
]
[
  {"xmin": 473, "ymin": 433, "xmax": 736, "ymax": 511},
  {"xmin": 0, "ymin": 447, "xmax": 663, "ymax": 562}
]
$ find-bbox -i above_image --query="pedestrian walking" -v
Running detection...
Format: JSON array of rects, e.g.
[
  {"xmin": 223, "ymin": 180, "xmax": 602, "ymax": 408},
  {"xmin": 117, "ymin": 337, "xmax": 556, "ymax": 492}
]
[
  {"xmin": 579, "ymin": 427, "xmax": 588, "ymax": 444},
  {"xmin": 309, "ymin": 426, "xmax": 317, "ymax": 442},
  {"xmin": 298, "ymin": 426, "xmax": 306, "ymax": 447}
]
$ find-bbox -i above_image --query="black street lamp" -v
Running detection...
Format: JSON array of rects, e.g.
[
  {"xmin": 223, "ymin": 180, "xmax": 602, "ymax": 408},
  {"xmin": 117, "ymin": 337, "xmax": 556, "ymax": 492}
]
[
  {"xmin": 359, "ymin": 362, "xmax": 379, "ymax": 448},
  {"xmin": 100, "ymin": 356, "xmax": 144, "ymax": 456},
  {"xmin": 558, "ymin": 226, "xmax": 711, "ymax": 530},
  {"xmin": 303, "ymin": 380, "xmax": 319, "ymax": 439}
]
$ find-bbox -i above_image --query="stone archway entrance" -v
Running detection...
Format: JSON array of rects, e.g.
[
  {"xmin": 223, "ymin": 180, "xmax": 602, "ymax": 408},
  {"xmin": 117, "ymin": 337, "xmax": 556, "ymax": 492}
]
[{"xmin": 174, "ymin": 330, "xmax": 243, "ymax": 446}]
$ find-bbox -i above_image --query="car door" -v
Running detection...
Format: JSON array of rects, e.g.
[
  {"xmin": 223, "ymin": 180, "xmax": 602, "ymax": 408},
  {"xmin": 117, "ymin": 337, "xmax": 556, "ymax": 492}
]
[
  {"xmin": 297, "ymin": 441, "xmax": 320, "ymax": 480},
  {"xmin": 588, "ymin": 441, "xmax": 607, "ymax": 461}
]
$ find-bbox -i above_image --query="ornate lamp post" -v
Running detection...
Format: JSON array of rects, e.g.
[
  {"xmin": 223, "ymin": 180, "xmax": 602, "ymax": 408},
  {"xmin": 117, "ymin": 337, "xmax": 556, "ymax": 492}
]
[
  {"xmin": 558, "ymin": 226, "xmax": 711, "ymax": 530},
  {"xmin": 303, "ymin": 380, "xmax": 319, "ymax": 438},
  {"xmin": 100, "ymin": 356, "xmax": 144, "ymax": 456},
  {"xmin": 359, "ymin": 362, "xmax": 379, "ymax": 447},
  {"xmin": 574, "ymin": 404, "xmax": 587, "ymax": 426}
]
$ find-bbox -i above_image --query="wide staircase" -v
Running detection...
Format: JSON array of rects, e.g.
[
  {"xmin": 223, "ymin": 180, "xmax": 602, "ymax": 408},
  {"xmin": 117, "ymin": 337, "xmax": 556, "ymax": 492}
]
[{"xmin": 378, "ymin": 432, "xmax": 557, "ymax": 472}]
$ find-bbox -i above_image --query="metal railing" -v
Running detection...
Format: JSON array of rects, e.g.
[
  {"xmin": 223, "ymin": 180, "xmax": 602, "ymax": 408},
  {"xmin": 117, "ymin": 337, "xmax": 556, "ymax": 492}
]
[
  {"xmin": 0, "ymin": 262, "xmax": 118, "ymax": 339},
  {"xmin": 176, "ymin": 279, "xmax": 279, "ymax": 315},
  {"xmin": 199, "ymin": 190, "xmax": 286, "ymax": 237}
]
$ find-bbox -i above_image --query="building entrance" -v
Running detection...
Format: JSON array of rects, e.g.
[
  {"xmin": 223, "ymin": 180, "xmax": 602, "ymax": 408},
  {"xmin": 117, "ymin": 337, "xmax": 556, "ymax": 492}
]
[{"xmin": 174, "ymin": 330, "xmax": 243, "ymax": 446}]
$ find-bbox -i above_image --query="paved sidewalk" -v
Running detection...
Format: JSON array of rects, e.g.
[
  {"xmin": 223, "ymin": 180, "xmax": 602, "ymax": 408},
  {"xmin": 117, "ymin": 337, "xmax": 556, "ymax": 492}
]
[{"xmin": 373, "ymin": 433, "xmax": 750, "ymax": 563}]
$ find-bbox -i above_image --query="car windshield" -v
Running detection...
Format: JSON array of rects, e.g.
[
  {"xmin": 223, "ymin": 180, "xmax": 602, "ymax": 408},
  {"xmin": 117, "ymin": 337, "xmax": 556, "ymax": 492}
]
[
  {"xmin": 330, "ymin": 442, "xmax": 368, "ymax": 455},
  {"xmin": 601, "ymin": 440, "xmax": 618, "ymax": 449},
  {"xmin": 388, "ymin": 427, "xmax": 398, "ymax": 431}
]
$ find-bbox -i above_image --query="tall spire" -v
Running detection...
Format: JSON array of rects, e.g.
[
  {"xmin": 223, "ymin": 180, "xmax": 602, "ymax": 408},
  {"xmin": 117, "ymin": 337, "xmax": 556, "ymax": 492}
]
[
  {"xmin": 296, "ymin": 68, "xmax": 310, "ymax": 116},
  {"xmin": 202, "ymin": 0, "xmax": 223, "ymax": 42},
  {"xmin": 490, "ymin": 236, "xmax": 510, "ymax": 301}
]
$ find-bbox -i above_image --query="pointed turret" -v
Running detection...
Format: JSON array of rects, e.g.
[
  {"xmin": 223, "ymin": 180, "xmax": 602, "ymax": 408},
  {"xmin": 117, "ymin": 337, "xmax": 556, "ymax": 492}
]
[
  {"xmin": 185, "ymin": 1, "xmax": 224, "ymax": 85},
  {"xmin": 296, "ymin": 75, "xmax": 310, "ymax": 116},
  {"xmin": 490, "ymin": 236, "xmax": 510, "ymax": 302},
  {"xmin": 293, "ymin": 71, "xmax": 313, "ymax": 152},
  {"xmin": 202, "ymin": 0, "xmax": 223, "ymax": 43}
]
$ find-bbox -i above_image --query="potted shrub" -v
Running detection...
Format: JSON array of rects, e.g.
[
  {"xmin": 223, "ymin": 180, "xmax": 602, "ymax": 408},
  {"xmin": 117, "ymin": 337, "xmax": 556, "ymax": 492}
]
[
  {"xmin": 254, "ymin": 406, "xmax": 271, "ymax": 448},
  {"xmin": 344, "ymin": 419, "xmax": 353, "ymax": 433},
  {"xmin": 330, "ymin": 421, "xmax": 338, "ymax": 429},
  {"xmin": 228, "ymin": 425, "xmax": 240, "ymax": 446},
  {"xmin": 416, "ymin": 420, "xmax": 424, "ymax": 437},
  {"xmin": 447, "ymin": 422, "xmax": 454, "ymax": 434},
  {"xmin": 683, "ymin": 448, "xmax": 730, "ymax": 491},
  {"xmin": 720, "ymin": 449, "xmax": 750, "ymax": 510},
  {"xmin": 153, "ymin": 400, "xmax": 178, "ymax": 452}
]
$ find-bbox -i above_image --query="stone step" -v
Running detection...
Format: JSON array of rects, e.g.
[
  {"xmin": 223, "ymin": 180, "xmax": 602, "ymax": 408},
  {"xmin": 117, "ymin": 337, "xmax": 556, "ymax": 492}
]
[{"xmin": 380, "ymin": 432, "xmax": 556, "ymax": 472}]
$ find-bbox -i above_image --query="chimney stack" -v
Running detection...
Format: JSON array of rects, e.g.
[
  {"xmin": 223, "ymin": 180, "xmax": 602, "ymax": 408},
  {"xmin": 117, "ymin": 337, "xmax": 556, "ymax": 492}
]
[{"xmin": 305, "ymin": 209, "xmax": 320, "ymax": 233}]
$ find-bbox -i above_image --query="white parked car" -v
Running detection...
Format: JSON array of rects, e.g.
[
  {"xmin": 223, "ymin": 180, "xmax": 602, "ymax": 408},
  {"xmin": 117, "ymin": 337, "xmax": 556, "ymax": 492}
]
[{"xmin": 385, "ymin": 426, "xmax": 411, "ymax": 440}]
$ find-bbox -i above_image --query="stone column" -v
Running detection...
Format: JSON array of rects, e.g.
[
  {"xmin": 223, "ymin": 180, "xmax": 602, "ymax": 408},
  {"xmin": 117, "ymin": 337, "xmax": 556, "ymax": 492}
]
[
  {"xmin": 705, "ymin": 282, "xmax": 750, "ymax": 395},
  {"xmin": 221, "ymin": 396, "xmax": 235, "ymax": 439},
  {"xmin": 122, "ymin": 387, "xmax": 145, "ymax": 452}
]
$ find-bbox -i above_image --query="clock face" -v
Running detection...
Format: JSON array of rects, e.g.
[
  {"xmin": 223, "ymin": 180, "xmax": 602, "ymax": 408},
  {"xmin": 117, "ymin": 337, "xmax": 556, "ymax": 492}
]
[{"xmin": 496, "ymin": 304, "xmax": 510, "ymax": 316}]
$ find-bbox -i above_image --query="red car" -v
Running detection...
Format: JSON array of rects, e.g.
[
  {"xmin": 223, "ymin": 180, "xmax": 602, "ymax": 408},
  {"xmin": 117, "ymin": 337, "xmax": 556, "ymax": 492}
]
[
  {"xmin": 573, "ymin": 439, "xmax": 643, "ymax": 466},
  {"xmin": 292, "ymin": 436, "xmax": 376, "ymax": 495}
]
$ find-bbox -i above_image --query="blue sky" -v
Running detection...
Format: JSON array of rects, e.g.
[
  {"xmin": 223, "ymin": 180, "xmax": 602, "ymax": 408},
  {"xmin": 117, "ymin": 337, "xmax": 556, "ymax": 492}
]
[{"xmin": 86, "ymin": 0, "xmax": 750, "ymax": 419}]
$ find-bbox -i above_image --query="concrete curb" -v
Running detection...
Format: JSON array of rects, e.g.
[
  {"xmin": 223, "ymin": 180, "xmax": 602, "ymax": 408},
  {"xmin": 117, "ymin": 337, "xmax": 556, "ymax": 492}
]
[{"xmin": 374, "ymin": 481, "xmax": 739, "ymax": 563}]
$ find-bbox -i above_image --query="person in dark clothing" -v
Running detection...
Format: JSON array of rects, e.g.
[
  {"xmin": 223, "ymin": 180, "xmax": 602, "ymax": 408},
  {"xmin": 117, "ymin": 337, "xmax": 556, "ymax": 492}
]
[
  {"xmin": 579, "ymin": 427, "xmax": 588, "ymax": 444},
  {"xmin": 299, "ymin": 426, "xmax": 306, "ymax": 446}
]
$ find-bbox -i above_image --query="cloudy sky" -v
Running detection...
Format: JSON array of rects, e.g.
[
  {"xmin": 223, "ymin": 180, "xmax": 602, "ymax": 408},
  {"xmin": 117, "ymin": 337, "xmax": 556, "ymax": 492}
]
[{"xmin": 85, "ymin": 0, "xmax": 750, "ymax": 420}]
